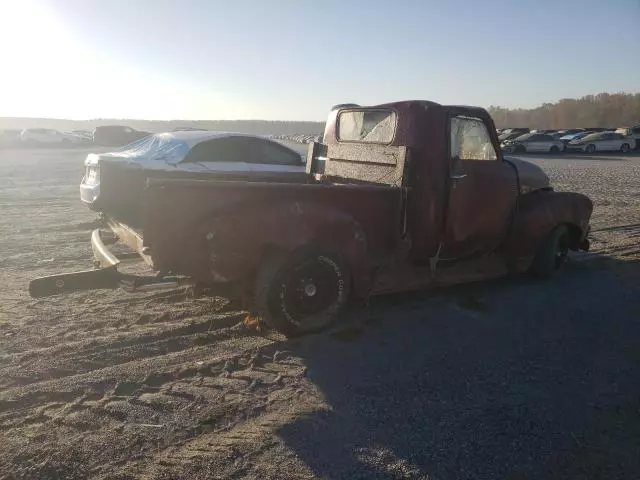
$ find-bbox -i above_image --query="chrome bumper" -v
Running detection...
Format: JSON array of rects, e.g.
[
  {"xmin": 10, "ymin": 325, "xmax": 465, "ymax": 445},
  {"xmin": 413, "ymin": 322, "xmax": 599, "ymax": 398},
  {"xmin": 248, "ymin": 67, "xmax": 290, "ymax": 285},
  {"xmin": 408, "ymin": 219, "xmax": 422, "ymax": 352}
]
[{"xmin": 29, "ymin": 217, "xmax": 186, "ymax": 298}]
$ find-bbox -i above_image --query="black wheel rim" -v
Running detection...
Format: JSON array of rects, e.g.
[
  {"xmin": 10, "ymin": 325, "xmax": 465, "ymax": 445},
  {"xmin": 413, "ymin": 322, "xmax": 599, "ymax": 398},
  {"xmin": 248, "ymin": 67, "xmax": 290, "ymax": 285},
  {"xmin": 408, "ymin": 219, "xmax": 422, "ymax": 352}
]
[
  {"xmin": 280, "ymin": 258, "xmax": 342, "ymax": 326},
  {"xmin": 555, "ymin": 234, "xmax": 569, "ymax": 269}
]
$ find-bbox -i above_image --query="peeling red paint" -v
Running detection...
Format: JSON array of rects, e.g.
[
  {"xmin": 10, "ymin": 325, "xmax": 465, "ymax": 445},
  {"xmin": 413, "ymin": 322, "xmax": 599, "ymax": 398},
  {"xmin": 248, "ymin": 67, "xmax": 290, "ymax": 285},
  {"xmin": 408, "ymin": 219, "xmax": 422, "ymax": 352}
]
[{"xmin": 107, "ymin": 101, "xmax": 593, "ymax": 300}]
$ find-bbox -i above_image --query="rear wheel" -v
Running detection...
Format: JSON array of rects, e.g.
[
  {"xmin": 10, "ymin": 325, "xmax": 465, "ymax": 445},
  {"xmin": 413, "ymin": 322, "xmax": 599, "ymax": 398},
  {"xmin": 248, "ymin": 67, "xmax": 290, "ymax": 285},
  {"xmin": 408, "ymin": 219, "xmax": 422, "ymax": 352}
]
[
  {"xmin": 255, "ymin": 248, "xmax": 351, "ymax": 337},
  {"xmin": 549, "ymin": 145, "xmax": 560, "ymax": 153},
  {"xmin": 585, "ymin": 144, "xmax": 596, "ymax": 153},
  {"xmin": 529, "ymin": 225, "xmax": 570, "ymax": 279},
  {"xmin": 620, "ymin": 143, "xmax": 631, "ymax": 153}
]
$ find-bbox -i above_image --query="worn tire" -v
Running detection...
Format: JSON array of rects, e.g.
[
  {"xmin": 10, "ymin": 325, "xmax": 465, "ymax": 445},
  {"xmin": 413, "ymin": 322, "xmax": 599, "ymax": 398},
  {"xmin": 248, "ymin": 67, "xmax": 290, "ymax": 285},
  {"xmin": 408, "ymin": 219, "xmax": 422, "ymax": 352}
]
[
  {"xmin": 529, "ymin": 225, "xmax": 570, "ymax": 279},
  {"xmin": 620, "ymin": 143, "xmax": 631, "ymax": 153},
  {"xmin": 585, "ymin": 144, "xmax": 596, "ymax": 154},
  {"xmin": 255, "ymin": 248, "xmax": 351, "ymax": 337}
]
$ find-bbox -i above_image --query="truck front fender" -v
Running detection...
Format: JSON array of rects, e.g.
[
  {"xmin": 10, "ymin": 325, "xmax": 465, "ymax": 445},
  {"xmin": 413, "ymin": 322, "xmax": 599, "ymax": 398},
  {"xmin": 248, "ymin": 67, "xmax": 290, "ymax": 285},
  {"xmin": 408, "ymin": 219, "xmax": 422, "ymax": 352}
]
[
  {"xmin": 187, "ymin": 201, "xmax": 371, "ymax": 294},
  {"xmin": 505, "ymin": 190, "xmax": 593, "ymax": 270}
]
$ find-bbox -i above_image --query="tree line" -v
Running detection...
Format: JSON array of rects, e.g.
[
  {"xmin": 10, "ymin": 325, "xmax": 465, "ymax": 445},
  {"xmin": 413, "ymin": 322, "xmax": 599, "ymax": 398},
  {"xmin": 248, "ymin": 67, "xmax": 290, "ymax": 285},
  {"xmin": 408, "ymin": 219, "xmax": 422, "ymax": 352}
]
[
  {"xmin": 488, "ymin": 93, "xmax": 640, "ymax": 129},
  {"xmin": 3, "ymin": 92, "xmax": 638, "ymax": 133}
]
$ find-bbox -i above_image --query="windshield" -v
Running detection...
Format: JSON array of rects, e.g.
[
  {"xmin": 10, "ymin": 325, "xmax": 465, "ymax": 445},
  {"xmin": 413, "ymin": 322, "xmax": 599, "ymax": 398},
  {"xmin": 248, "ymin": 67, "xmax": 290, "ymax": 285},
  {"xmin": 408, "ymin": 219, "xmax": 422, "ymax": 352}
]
[
  {"xmin": 581, "ymin": 133, "xmax": 605, "ymax": 141},
  {"xmin": 337, "ymin": 109, "xmax": 397, "ymax": 143},
  {"xmin": 514, "ymin": 133, "xmax": 534, "ymax": 141}
]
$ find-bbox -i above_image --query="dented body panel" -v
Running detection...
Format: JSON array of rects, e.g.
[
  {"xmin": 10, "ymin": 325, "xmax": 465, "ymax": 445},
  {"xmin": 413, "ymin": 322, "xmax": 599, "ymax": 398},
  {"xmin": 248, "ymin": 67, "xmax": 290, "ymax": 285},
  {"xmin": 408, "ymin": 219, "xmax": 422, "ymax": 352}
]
[
  {"xmin": 505, "ymin": 190, "xmax": 593, "ymax": 269},
  {"xmin": 142, "ymin": 179, "xmax": 402, "ymax": 296}
]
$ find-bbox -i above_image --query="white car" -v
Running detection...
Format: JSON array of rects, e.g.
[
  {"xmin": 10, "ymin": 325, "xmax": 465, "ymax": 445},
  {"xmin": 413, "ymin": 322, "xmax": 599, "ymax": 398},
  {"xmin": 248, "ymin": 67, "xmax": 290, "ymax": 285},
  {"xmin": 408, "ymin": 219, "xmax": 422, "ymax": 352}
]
[
  {"xmin": 500, "ymin": 133, "xmax": 565, "ymax": 154},
  {"xmin": 0, "ymin": 129, "xmax": 22, "ymax": 146},
  {"xmin": 20, "ymin": 128, "xmax": 86, "ymax": 145},
  {"xmin": 614, "ymin": 125, "xmax": 640, "ymax": 151},
  {"xmin": 80, "ymin": 131, "xmax": 307, "ymax": 208},
  {"xmin": 565, "ymin": 132, "xmax": 636, "ymax": 153}
]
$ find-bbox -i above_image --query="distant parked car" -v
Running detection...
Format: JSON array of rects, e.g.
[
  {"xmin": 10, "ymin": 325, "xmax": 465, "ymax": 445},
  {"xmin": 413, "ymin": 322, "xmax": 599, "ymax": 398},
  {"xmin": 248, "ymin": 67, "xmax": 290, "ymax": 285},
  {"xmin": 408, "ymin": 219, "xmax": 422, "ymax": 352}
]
[
  {"xmin": 558, "ymin": 132, "xmax": 590, "ymax": 145},
  {"xmin": 614, "ymin": 125, "xmax": 640, "ymax": 150},
  {"xmin": 92, "ymin": 125, "xmax": 150, "ymax": 147},
  {"xmin": 566, "ymin": 132, "xmax": 636, "ymax": 153},
  {"xmin": 72, "ymin": 130, "xmax": 93, "ymax": 141},
  {"xmin": 498, "ymin": 131, "xmax": 525, "ymax": 142},
  {"xmin": 552, "ymin": 128, "xmax": 584, "ymax": 139},
  {"xmin": 172, "ymin": 127, "xmax": 209, "ymax": 132},
  {"xmin": 530, "ymin": 129, "xmax": 557, "ymax": 134},
  {"xmin": 501, "ymin": 127, "xmax": 530, "ymax": 136},
  {"xmin": 0, "ymin": 129, "xmax": 22, "ymax": 146},
  {"xmin": 20, "ymin": 128, "xmax": 86, "ymax": 145},
  {"xmin": 501, "ymin": 133, "xmax": 565, "ymax": 153}
]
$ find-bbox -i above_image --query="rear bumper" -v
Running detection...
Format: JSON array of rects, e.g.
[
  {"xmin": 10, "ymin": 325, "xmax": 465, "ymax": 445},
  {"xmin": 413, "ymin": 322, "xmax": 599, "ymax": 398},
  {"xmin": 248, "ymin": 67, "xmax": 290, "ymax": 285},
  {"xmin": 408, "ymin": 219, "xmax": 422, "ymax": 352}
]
[
  {"xmin": 29, "ymin": 217, "xmax": 183, "ymax": 298},
  {"xmin": 94, "ymin": 217, "xmax": 153, "ymax": 268}
]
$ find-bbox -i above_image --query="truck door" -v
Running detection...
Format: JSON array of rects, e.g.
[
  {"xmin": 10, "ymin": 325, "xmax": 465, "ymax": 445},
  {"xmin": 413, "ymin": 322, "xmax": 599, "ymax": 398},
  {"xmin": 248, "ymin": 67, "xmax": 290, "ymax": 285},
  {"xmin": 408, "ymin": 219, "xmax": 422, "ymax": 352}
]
[{"xmin": 440, "ymin": 115, "xmax": 518, "ymax": 260}]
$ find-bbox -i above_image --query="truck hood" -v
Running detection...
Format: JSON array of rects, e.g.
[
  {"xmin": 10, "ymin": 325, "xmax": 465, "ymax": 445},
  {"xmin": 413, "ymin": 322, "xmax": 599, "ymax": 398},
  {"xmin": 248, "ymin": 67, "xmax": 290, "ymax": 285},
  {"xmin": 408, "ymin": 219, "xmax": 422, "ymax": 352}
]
[{"xmin": 505, "ymin": 157, "xmax": 551, "ymax": 193}]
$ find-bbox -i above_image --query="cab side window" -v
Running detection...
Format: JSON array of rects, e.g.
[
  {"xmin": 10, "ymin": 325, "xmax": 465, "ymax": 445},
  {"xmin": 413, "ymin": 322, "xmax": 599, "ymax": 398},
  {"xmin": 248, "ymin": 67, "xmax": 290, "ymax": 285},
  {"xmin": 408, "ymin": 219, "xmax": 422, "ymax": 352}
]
[{"xmin": 450, "ymin": 116, "xmax": 497, "ymax": 161}]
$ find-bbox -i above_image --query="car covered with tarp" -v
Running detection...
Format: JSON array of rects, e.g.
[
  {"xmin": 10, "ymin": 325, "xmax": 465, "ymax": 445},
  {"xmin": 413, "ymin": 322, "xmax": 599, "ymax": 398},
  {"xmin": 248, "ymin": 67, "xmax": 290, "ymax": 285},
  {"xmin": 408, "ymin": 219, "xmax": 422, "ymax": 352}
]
[{"xmin": 80, "ymin": 131, "xmax": 307, "ymax": 226}]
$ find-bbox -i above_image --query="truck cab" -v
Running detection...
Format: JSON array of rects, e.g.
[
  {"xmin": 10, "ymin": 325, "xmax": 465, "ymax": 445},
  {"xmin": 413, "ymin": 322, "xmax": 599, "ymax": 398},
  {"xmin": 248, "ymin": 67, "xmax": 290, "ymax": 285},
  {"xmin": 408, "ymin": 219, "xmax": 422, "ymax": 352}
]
[{"xmin": 316, "ymin": 101, "xmax": 588, "ymax": 267}]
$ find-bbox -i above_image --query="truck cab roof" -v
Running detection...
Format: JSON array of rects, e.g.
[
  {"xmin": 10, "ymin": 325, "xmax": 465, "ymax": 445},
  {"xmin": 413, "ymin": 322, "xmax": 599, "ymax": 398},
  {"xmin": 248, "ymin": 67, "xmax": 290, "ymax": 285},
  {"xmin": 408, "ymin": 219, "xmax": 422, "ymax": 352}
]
[{"xmin": 322, "ymin": 100, "xmax": 500, "ymax": 149}]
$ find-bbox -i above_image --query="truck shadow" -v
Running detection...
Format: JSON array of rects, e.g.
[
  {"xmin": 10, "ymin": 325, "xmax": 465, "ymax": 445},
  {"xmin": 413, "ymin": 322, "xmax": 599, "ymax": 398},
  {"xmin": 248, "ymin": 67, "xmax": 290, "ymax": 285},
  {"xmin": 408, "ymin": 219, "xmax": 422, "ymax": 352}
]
[{"xmin": 275, "ymin": 255, "xmax": 640, "ymax": 479}]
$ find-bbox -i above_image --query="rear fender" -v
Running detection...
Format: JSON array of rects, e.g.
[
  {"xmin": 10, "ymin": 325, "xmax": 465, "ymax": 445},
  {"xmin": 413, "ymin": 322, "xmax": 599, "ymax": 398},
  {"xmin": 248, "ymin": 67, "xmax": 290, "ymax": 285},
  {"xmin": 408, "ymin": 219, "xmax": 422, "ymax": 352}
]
[
  {"xmin": 505, "ymin": 190, "xmax": 593, "ymax": 269},
  {"xmin": 186, "ymin": 202, "xmax": 371, "ymax": 294}
]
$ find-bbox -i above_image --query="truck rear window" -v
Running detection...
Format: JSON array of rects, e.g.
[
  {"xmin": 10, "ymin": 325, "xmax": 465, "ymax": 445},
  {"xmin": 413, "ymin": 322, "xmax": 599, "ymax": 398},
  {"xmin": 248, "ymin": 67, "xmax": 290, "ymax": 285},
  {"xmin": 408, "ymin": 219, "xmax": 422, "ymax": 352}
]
[{"xmin": 337, "ymin": 109, "xmax": 396, "ymax": 143}]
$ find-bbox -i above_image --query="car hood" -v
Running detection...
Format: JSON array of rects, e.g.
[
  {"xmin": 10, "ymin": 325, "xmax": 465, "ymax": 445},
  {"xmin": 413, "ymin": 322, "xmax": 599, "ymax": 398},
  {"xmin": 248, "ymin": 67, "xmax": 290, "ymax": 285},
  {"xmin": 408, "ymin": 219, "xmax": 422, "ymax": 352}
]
[{"xmin": 505, "ymin": 157, "xmax": 551, "ymax": 193}]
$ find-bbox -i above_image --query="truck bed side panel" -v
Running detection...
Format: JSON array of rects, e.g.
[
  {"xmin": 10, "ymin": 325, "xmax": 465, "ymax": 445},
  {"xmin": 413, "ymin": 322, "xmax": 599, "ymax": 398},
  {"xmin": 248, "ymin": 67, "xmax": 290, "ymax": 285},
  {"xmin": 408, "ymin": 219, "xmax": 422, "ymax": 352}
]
[{"xmin": 142, "ymin": 180, "xmax": 403, "ymax": 289}]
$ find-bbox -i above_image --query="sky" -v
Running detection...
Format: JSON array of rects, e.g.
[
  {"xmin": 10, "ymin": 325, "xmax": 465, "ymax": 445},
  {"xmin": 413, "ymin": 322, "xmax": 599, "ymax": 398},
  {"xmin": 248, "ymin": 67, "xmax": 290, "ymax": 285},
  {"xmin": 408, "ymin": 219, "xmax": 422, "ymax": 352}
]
[{"xmin": 0, "ymin": 0, "xmax": 638, "ymax": 121}]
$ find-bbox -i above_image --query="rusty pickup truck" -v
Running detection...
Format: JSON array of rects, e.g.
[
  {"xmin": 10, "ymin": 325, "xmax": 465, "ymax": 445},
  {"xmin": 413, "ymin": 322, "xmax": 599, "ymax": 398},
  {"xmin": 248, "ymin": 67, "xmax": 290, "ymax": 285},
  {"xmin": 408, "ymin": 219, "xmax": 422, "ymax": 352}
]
[{"xmin": 30, "ymin": 100, "xmax": 592, "ymax": 336}]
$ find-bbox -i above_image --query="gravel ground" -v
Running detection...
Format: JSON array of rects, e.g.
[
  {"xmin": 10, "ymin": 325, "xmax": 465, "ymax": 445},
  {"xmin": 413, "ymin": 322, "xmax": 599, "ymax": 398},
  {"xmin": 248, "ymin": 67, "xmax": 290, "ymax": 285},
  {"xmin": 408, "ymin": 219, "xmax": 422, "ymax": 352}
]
[{"xmin": 0, "ymin": 147, "xmax": 638, "ymax": 479}]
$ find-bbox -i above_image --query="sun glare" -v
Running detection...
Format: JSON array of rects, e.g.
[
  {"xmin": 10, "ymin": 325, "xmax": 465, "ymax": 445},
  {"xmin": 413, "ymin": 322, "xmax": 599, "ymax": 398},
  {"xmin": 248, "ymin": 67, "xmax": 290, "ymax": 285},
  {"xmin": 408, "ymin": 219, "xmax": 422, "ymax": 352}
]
[
  {"xmin": 0, "ymin": 0, "xmax": 239, "ymax": 120},
  {"xmin": 0, "ymin": 0, "xmax": 82, "ymax": 116}
]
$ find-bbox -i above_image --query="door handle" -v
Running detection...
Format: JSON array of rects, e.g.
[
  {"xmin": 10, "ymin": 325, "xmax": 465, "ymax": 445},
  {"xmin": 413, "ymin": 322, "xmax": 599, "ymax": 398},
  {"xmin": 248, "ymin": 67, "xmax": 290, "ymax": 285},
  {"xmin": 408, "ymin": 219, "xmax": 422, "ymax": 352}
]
[{"xmin": 451, "ymin": 172, "xmax": 467, "ymax": 180}]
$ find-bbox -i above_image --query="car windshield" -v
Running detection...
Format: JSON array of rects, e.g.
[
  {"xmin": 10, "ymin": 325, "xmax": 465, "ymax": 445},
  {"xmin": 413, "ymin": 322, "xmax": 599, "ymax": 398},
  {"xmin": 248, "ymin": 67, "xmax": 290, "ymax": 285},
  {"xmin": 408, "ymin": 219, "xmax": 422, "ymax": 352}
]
[
  {"xmin": 581, "ymin": 133, "xmax": 605, "ymax": 141},
  {"xmin": 514, "ymin": 133, "xmax": 533, "ymax": 141}
]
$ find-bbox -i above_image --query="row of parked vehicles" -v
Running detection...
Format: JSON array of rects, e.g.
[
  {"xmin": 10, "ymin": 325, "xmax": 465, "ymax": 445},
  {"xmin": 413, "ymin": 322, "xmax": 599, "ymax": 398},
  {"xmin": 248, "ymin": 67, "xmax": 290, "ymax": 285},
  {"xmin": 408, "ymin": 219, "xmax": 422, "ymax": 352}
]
[
  {"xmin": 497, "ymin": 126, "xmax": 640, "ymax": 154},
  {"xmin": 0, "ymin": 125, "xmax": 152, "ymax": 148}
]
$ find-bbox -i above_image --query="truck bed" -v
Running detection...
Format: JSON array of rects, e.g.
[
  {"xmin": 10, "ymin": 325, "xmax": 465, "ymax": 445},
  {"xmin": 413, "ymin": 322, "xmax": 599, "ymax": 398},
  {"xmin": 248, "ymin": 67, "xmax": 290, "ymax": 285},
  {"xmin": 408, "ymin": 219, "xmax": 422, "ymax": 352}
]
[{"xmin": 140, "ymin": 177, "xmax": 404, "ymax": 284}]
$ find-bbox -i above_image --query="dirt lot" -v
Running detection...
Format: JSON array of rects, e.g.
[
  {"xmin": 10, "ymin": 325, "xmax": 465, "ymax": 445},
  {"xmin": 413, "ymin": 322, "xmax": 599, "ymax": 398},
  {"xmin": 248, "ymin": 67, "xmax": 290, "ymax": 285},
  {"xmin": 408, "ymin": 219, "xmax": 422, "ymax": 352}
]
[{"xmin": 0, "ymin": 148, "xmax": 639, "ymax": 479}]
